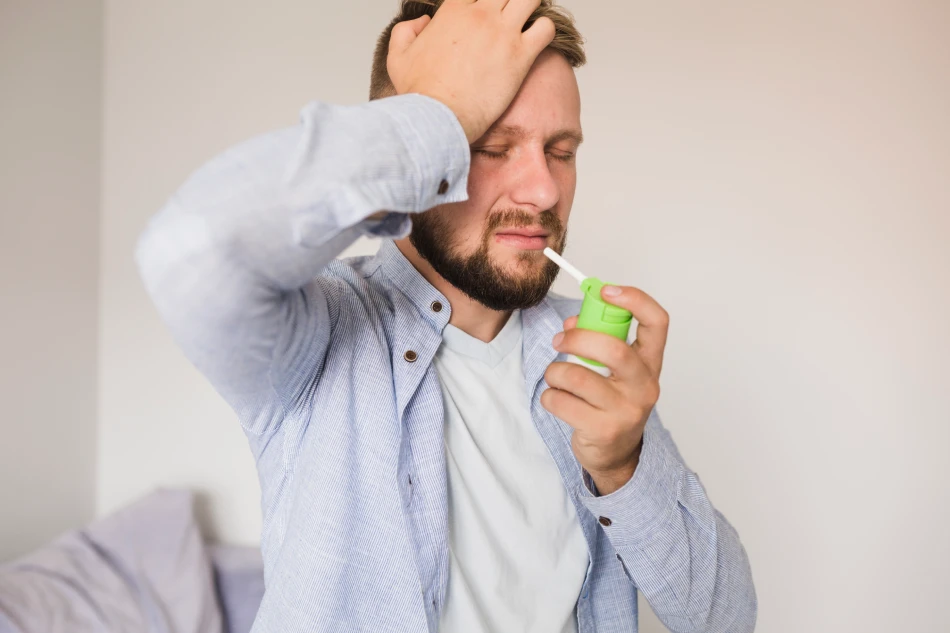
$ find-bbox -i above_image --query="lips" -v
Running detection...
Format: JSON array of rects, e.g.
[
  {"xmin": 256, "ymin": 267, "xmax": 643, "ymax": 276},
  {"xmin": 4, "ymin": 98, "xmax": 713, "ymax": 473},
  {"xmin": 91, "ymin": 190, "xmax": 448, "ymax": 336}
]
[
  {"xmin": 494, "ymin": 232, "xmax": 550, "ymax": 250},
  {"xmin": 495, "ymin": 229, "xmax": 550, "ymax": 238}
]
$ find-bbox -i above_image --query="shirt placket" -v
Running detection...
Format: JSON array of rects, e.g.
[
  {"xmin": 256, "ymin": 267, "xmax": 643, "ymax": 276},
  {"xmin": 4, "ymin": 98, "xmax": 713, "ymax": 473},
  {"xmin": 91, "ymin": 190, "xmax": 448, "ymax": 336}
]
[{"xmin": 396, "ymin": 329, "xmax": 450, "ymax": 631}]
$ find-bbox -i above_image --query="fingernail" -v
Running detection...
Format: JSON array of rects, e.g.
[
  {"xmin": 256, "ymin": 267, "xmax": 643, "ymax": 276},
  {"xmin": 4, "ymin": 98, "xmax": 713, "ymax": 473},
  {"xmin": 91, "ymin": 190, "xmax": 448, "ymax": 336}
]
[
  {"xmin": 603, "ymin": 285, "xmax": 622, "ymax": 296},
  {"xmin": 552, "ymin": 332, "xmax": 564, "ymax": 348}
]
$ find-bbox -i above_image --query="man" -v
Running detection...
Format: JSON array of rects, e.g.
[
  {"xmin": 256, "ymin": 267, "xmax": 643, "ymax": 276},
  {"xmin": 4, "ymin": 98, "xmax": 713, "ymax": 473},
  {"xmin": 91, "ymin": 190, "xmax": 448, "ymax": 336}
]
[{"xmin": 137, "ymin": 1, "xmax": 757, "ymax": 631}]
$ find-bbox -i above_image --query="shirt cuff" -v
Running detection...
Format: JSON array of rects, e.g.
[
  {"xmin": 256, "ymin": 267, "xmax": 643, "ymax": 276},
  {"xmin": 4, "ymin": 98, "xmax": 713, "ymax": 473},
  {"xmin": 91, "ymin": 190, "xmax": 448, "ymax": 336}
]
[
  {"xmin": 379, "ymin": 93, "xmax": 471, "ymax": 209},
  {"xmin": 359, "ymin": 212, "xmax": 413, "ymax": 239},
  {"xmin": 353, "ymin": 94, "xmax": 469, "ymax": 240},
  {"xmin": 579, "ymin": 412, "xmax": 684, "ymax": 549},
  {"xmin": 290, "ymin": 93, "xmax": 471, "ymax": 249}
]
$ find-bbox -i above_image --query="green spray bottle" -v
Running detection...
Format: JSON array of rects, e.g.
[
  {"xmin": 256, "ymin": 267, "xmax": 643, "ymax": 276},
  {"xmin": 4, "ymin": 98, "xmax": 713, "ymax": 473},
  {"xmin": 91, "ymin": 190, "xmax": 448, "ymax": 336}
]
[{"xmin": 543, "ymin": 248, "xmax": 634, "ymax": 378}]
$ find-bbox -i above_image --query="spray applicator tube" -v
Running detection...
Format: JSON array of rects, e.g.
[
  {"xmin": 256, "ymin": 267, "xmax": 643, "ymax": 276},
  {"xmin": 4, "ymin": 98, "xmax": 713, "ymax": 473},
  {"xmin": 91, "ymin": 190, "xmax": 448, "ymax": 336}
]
[{"xmin": 543, "ymin": 248, "xmax": 634, "ymax": 378}]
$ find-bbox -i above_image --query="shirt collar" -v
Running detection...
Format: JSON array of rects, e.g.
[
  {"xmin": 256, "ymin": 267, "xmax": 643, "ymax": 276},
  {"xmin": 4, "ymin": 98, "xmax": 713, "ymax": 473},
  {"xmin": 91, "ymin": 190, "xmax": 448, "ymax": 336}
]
[
  {"xmin": 374, "ymin": 237, "xmax": 564, "ymax": 367},
  {"xmin": 375, "ymin": 238, "xmax": 452, "ymax": 333}
]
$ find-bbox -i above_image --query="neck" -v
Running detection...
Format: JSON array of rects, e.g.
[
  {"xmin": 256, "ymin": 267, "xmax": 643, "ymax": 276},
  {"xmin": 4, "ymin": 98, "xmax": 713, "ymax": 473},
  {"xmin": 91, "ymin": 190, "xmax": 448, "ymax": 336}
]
[{"xmin": 394, "ymin": 237, "xmax": 513, "ymax": 343}]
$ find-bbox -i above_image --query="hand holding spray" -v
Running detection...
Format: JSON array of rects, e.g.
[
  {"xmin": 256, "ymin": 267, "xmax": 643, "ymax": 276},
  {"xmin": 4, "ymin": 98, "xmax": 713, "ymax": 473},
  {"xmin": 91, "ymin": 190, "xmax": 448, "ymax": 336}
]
[{"xmin": 542, "ymin": 248, "xmax": 634, "ymax": 378}]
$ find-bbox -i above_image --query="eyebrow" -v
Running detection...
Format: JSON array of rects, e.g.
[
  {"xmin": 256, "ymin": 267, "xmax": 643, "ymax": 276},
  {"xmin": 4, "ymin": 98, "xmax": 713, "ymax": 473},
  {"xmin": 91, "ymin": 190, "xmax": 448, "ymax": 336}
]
[{"xmin": 482, "ymin": 124, "xmax": 584, "ymax": 147}]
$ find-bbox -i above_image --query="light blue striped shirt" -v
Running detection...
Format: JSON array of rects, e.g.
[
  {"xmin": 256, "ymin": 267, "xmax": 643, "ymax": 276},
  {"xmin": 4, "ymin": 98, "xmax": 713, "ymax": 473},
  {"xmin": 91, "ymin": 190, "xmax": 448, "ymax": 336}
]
[{"xmin": 136, "ymin": 93, "xmax": 757, "ymax": 633}]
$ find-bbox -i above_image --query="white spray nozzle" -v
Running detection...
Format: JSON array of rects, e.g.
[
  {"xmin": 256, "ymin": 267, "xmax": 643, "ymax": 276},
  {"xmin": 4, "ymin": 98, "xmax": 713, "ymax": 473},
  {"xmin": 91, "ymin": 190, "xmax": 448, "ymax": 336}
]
[{"xmin": 543, "ymin": 247, "xmax": 587, "ymax": 285}]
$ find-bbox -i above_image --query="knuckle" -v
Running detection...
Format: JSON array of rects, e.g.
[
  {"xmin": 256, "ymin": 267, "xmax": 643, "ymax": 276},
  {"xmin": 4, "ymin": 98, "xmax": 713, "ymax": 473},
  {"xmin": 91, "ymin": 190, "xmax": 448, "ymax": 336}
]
[
  {"xmin": 608, "ymin": 343, "xmax": 629, "ymax": 369},
  {"xmin": 602, "ymin": 424, "xmax": 624, "ymax": 446},
  {"xmin": 570, "ymin": 365, "xmax": 594, "ymax": 391},
  {"xmin": 470, "ymin": 4, "xmax": 491, "ymax": 24},
  {"xmin": 633, "ymin": 380, "xmax": 660, "ymax": 411},
  {"xmin": 624, "ymin": 402, "xmax": 646, "ymax": 426}
]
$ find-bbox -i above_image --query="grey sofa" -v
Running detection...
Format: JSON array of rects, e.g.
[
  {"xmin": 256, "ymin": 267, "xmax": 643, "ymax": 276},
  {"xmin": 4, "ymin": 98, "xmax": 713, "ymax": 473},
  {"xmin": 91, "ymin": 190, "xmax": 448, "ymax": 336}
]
[{"xmin": 0, "ymin": 489, "xmax": 265, "ymax": 633}]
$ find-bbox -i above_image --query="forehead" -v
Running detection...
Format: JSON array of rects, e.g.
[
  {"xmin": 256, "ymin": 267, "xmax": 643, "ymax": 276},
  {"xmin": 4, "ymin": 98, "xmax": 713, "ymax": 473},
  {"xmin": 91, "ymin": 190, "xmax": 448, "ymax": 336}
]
[{"xmin": 486, "ymin": 50, "xmax": 582, "ymax": 139}]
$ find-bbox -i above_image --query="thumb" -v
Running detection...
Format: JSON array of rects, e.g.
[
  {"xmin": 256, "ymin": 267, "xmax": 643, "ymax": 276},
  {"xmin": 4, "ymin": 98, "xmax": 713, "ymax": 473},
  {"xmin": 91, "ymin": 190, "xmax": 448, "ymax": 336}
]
[{"xmin": 388, "ymin": 14, "xmax": 432, "ymax": 56}]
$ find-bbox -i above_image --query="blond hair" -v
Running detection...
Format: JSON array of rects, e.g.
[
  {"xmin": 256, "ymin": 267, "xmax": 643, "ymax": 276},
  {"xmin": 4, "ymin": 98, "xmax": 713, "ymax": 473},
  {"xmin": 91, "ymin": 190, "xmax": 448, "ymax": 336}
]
[{"xmin": 370, "ymin": 0, "xmax": 586, "ymax": 100}]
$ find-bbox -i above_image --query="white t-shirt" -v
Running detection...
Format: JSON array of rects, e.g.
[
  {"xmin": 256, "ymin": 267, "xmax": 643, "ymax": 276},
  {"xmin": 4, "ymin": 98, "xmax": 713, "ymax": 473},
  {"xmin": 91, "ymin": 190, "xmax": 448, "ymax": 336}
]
[{"xmin": 434, "ymin": 310, "xmax": 589, "ymax": 633}]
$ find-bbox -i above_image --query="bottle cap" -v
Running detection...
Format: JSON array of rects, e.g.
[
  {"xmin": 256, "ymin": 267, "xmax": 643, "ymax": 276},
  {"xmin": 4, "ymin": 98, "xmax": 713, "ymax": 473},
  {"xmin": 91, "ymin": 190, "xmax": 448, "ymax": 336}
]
[{"xmin": 574, "ymin": 277, "xmax": 633, "ymax": 368}]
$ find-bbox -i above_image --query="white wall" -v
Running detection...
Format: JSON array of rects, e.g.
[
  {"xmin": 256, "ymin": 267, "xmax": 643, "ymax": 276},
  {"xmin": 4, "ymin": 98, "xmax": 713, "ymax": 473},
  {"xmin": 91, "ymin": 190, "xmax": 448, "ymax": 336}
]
[
  {"xmin": 99, "ymin": 1, "xmax": 950, "ymax": 632},
  {"xmin": 0, "ymin": 0, "xmax": 102, "ymax": 561}
]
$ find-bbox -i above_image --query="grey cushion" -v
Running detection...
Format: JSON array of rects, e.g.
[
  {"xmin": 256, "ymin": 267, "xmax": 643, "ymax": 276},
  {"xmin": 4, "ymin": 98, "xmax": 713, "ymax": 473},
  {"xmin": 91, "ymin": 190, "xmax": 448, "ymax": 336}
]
[
  {"xmin": 209, "ymin": 545, "xmax": 264, "ymax": 633},
  {"xmin": 0, "ymin": 489, "xmax": 223, "ymax": 633}
]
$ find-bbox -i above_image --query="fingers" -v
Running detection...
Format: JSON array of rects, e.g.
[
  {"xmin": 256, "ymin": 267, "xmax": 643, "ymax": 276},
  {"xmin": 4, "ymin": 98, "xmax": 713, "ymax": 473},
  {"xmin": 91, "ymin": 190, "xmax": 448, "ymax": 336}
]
[
  {"xmin": 520, "ymin": 15, "xmax": 556, "ymax": 56},
  {"xmin": 554, "ymin": 327, "xmax": 649, "ymax": 383},
  {"xmin": 388, "ymin": 14, "xmax": 432, "ymax": 56},
  {"xmin": 540, "ymin": 386, "xmax": 599, "ymax": 430},
  {"xmin": 600, "ymin": 285, "xmax": 670, "ymax": 376},
  {"xmin": 545, "ymin": 361, "xmax": 617, "ymax": 411},
  {"xmin": 486, "ymin": 0, "xmax": 555, "ymax": 55},
  {"xmin": 503, "ymin": 0, "xmax": 543, "ymax": 26},
  {"xmin": 563, "ymin": 315, "xmax": 578, "ymax": 330}
]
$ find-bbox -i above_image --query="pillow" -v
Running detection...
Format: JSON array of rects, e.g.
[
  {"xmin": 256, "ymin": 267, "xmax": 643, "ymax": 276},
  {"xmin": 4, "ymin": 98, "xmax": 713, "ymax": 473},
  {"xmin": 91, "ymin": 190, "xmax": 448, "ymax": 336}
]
[
  {"xmin": 0, "ymin": 489, "xmax": 223, "ymax": 633},
  {"xmin": 209, "ymin": 545, "xmax": 265, "ymax": 633}
]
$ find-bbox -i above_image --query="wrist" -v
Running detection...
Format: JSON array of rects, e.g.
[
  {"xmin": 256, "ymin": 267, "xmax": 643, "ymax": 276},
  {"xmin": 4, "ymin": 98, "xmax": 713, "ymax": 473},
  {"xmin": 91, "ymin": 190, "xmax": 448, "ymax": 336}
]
[
  {"xmin": 407, "ymin": 90, "xmax": 482, "ymax": 143},
  {"xmin": 587, "ymin": 442, "xmax": 643, "ymax": 496}
]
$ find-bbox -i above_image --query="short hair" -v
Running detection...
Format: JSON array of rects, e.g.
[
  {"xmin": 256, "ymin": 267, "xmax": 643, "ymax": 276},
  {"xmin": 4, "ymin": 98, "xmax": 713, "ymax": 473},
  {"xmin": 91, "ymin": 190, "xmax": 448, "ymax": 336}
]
[{"xmin": 370, "ymin": 0, "xmax": 586, "ymax": 100}]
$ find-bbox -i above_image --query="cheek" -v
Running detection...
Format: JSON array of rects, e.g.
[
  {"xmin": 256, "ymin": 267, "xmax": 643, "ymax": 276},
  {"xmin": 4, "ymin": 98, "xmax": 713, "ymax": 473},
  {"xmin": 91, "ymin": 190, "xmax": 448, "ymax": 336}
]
[
  {"xmin": 466, "ymin": 163, "xmax": 499, "ymax": 205},
  {"xmin": 554, "ymin": 166, "xmax": 577, "ymax": 199},
  {"xmin": 554, "ymin": 168, "xmax": 577, "ymax": 221},
  {"xmin": 432, "ymin": 200, "xmax": 489, "ymax": 251},
  {"xmin": 461, "ymin": 165, "xmax": 504, "ymax": 227}
]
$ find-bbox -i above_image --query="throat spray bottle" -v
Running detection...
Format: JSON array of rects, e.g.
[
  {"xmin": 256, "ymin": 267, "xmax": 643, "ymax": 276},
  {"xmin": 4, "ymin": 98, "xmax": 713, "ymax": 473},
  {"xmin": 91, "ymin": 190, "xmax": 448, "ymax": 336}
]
[{"xmin": 543, "ymin": 248, "xmax": 634, "ymax": 378}]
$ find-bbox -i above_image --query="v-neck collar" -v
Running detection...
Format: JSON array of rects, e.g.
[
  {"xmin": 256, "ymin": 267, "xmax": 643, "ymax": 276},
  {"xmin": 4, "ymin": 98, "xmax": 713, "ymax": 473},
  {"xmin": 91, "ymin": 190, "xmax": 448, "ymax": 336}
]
[{"xmin": 438, "ymin": 310, "xmax": 522, "ymax": 369}]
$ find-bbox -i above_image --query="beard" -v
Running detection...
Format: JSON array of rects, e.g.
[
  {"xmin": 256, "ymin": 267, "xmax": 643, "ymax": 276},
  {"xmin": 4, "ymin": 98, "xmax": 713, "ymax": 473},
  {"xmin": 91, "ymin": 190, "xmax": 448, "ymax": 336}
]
[{"xmin": 408, "ymin": 207, "xmax": 568, "ymax": 311}]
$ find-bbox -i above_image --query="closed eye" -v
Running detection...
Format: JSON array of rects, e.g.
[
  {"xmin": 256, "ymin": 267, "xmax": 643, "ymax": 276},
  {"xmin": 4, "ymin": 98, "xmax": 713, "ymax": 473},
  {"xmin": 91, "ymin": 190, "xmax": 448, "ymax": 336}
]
[
  {"xmin": 474, "ymin": 148, "xmax": 575, "ymax": 162},
  {"xmin": 473, "ymin": 148, "xmax": 507, "ymax": 159},
  {"xmin": 548, "ymin": 151, "xmax": 575, "ymax": 163}
]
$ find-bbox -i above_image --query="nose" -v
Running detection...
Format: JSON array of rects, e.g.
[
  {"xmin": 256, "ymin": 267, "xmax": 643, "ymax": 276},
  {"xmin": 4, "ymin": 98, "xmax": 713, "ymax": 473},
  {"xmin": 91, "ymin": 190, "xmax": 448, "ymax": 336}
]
[{"xmin": 507, "ymin": 146, "xmax": 560, "ymax": 214}]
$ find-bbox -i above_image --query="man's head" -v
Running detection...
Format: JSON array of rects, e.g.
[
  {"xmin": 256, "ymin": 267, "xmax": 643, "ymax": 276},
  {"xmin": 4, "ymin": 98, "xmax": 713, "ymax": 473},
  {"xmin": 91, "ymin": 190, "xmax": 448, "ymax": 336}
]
[{"xmin": 372, "ymin": 1, "xmax": 586, "ymax": 311}]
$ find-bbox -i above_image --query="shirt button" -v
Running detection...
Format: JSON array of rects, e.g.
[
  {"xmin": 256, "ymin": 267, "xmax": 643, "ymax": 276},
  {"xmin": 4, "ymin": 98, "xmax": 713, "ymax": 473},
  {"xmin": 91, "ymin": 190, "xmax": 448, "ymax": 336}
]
[
  {"xmin": 437, "ymin": 179, "xmax": 449, "ymax": 195},
  {"xmin": 404, "ymin": 350, "xmax": 418, "ymax": 363},
  {"xmin": 431, "ymin": 300, "xmax": 443, "ymax": 313},
  {"xmin": 598, "ymin": 516, "xmax": 613, "ymax": 527}
]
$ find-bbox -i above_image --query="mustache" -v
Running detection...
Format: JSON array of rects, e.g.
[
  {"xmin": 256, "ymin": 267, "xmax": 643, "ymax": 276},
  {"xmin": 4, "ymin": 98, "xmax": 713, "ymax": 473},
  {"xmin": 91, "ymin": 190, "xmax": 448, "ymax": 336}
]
[{"xmin": 484, "ymin": 208, "xmax": 563, "ymax": 237}]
